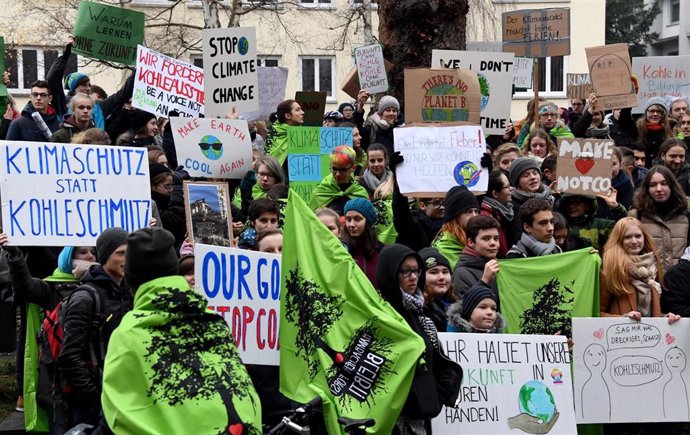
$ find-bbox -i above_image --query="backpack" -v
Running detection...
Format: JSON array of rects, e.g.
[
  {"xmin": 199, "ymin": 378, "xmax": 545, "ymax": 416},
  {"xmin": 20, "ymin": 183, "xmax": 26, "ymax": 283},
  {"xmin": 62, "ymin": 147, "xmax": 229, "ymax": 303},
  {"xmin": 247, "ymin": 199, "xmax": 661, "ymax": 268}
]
[{"xmin": 36, "ymin": 283, "xmax": 106, "ymax": 407}]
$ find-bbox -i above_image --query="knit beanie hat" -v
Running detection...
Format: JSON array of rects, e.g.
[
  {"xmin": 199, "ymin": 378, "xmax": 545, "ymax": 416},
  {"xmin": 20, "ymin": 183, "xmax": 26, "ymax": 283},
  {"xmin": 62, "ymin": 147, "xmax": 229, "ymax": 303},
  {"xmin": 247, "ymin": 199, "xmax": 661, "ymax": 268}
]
[
  {"xmin": 443, "ymin": 185, "xmax": 479, "ymax": 223},
  {"xmin": 461, "ymin": 285, "xmax": 497, "ymax": 321},
  {"xmin": 64, "ymin": 72, "xmax": 89, "ymax": 93},
  {"xmin": 418, "ymin": 247, "xmax": 450, "ymax": 271},
  {"xmin": 125, "ymin": 227, "xmax": 179, "ymax": 289},
  {"xmin": 338, "ymin": 102, "xmax": 354, "ymax": 113},
  {"xmin": 344, "ymin": 198, "xmax": 377, "ymax": 225},
  {"xmin": 508, "ymin": 157, "xmax": 541, "ymax": 188},
  {"xmin": 377, "ymin": 95, "xmax": 400, "ymax": 115},
  {"xmin": 130, "ymin": 109, "xmax": 157, "ymax": 132},
  {"xmin": 179, "ymin": 255, "xmax": 195, "ymax": 278},
  {"xmin": 96, "ymin": 227, "xmax": 129, "ymax": 265},
  {"xmin": 644, "ymin": 96, "xmax": 668, "ymax": 114},
  {"xmin": 149, "ymin": 162, "xmax": 171, "ymax": 182}
]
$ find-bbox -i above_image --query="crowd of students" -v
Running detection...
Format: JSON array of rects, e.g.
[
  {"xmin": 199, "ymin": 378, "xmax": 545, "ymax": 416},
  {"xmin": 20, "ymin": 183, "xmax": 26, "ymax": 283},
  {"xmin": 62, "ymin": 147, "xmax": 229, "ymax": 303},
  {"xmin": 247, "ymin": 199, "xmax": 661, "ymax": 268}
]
[{"xmin": 3, "ymin": 35, "xmax": 690, "ymax": 434}]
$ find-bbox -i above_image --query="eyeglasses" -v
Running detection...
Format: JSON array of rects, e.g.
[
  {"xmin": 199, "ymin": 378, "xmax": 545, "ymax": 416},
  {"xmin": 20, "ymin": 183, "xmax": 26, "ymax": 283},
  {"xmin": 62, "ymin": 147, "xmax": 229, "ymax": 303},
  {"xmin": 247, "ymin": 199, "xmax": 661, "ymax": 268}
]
[
  {"xmin": 427, "ymin": 200, "xmax": 444, "ymax": 207},
  {"xmin": 540, "ymin": 113, "xmax": 558, "ymax": 118},
  {"xmin": 647, "ymin": 109, "xmax": 664, "ymax": 115},
  {"xmin": 199, "ymin": 142, "xmax": 222, "ymax": 151},
  {"xmin": 399, "ymin": 268, "xmax": 421, "ymax": 278},
  {"xmin": 257, "ymin": 172, "xmax": 275, "ymax": 179},
  {"xmin": 331, "ymin": 166, "xmax": 352, "ymax": 174},
  {"xmin": 31, "ymin": 92, "xmax": 49, "ymax": 98}
]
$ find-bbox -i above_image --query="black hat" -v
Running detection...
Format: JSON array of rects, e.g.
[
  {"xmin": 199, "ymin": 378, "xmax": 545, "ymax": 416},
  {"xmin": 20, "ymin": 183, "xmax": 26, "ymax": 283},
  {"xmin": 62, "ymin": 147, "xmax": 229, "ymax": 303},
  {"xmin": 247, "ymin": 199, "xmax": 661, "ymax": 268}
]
[
  {"xmin": 125, "ymin": 227, "xmax": 179, "ymax": 289},
  {"xmin": 461, "ymin": 285, "xmax": 497, "ymax": 321},
  {"xmin": 130, "ymin": 109, "xmax": 157, "ymax": 132},
  {"xmin": 508, "ymin": 157, "xmax": 541, "ymax": 188},
  {"xmin": 96, "ymin": 227, "xmax": 129, "ymax": 265},
  {"xmin": 419, "ymin": 247, "xmax": 450, "ymax": 271},
  {"xmin": 443, "ymin": 185, "xmax": 479, "ymax": 223},
  {"xmin": 149, "ymin": 163, "xmax": 171, "ymax": 181}
]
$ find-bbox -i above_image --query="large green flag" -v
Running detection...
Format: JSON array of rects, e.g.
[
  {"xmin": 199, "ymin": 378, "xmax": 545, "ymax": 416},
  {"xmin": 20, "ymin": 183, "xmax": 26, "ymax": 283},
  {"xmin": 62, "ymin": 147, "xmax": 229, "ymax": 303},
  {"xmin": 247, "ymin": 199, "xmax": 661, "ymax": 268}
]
[
  {"xmin": 280, "ymin": 190, "xmax": 424, "ymax": 435},
  {"xmin": 496, "ymin": 248, "xmax": 600, "ymax": 335},
  {"xmin": 23, "ymin": 303, "xmax": 49, "ymax": 433}
]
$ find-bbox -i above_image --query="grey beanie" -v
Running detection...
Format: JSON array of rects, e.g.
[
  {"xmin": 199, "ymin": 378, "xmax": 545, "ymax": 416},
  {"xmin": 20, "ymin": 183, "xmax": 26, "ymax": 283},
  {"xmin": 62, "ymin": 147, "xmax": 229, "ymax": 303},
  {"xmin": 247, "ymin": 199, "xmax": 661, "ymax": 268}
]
[
  {"xmin": 645, "ymin": 96, "xmax": 668, "ymax": 114},
  {"xmin": 508, "ymin": 157, "xmax": 541, "ymax": 188},
  {"xmin": 377, "ymin": 95, "xmax": 400, "ymax": 115},
  {"xmin": 96, "ymin": 227, "xmax": 129, "ymax": 265}
]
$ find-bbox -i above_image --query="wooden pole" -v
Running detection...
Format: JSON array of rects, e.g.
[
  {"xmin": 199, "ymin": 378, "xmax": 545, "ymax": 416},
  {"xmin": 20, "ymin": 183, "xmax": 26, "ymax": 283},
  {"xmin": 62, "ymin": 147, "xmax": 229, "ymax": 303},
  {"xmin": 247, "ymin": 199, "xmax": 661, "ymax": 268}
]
[{"xmin": 532, "ymin": 58, "xmax": 540, "ymax": 130}]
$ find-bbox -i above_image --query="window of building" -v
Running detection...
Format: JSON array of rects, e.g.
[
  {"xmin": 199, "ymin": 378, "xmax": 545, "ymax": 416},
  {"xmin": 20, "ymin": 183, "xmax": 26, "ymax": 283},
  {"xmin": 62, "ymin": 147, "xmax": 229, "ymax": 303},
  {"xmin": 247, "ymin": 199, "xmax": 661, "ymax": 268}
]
[
  {"xmin": 300, "ymin": 56, "xmax": 335, "ymax": 100},
  {"xmin": 670, "ymin": 0, "xmax": 680, "ymax": 24},
  {"xmin": 514, "ymin": 56, "xmax": 567, "ymax": 98},
  {"xmin": 4, "ymin": 47, "xmax": 77, "ymax": 93},
  {"xmin": 351, "ymin": 0, "xmax": 378, "ymax": 6},
  {"xmin": 300, "ymin": 0, "xmax": 332, "ymax": 7}
]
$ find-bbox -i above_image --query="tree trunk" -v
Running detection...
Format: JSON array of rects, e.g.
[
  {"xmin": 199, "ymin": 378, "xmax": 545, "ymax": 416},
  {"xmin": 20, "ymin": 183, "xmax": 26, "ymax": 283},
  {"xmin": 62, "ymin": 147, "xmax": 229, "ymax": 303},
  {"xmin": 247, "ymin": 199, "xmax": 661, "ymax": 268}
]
[
  {"xmin": 378, "ymin": 0, "xmax": 470, "ymax": 105},
  {"xmin": 202, "ymin": 0, "xmax": 221, "ymax": 29}
]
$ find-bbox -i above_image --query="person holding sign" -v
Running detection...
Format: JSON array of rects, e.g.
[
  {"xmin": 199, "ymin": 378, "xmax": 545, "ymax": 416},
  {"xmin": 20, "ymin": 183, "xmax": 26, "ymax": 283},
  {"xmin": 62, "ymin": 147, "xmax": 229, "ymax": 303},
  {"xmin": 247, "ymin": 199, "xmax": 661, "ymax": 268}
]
[
  {"xmin": 354, "ymin": 91, "xmax": 403, "ymax": 155},
  {"xmin": 309, "ymin": 145, "xmax": 368, "ymax": 214},
  {"xmin": 571, "ymin": 94, "xmax": 611, "ymax": 140},
  {"xmin": 266, "ymin": 99, "xmax": 304, "ymax": 166},
  {"xmin": 51, "ymin": 93, "xmax": 96, "ymax": 143},
  {"xmin": 149, "ymin": 163, "xmax": 187, "ymax": 248},
  {"xmin": 432, "ymin": 185, "xmax": 480, "ymax": 268}
]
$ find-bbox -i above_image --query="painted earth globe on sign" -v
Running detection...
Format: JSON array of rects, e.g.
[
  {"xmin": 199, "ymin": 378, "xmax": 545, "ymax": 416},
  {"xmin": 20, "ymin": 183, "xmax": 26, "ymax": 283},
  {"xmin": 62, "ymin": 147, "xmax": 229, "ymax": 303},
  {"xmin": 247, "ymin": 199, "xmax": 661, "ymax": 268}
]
[
  {"xmin": 198, "ymin": 135, "xmax": 224, "ymax": 160},
  {"xmin": 238, "ymin": 37, "xmax": 250, "ymax": 55},
  {"xmin": 454, "ymin": 161, "xmax": 480, "ymax": 188},
  {"xmin": 478, "ymin": 73, "xmax": 490, "ymax": 112},
  {"xmin": 518, "ymin": 380, "xmax": 556, "ymax": 424},
  {"xmin": 422, "ymin": 84, "xmax": 470, "ymax": 122}
]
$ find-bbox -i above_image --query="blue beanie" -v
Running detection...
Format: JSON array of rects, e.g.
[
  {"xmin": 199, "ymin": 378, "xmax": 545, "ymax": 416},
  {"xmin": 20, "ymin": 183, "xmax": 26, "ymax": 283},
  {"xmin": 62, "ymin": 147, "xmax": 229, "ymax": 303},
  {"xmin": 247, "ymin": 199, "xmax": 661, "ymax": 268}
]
[
  {"xmin": 64, "ymin": 72, "xmax": 89, "ymax": 93},
  {"xmin": 344, "ymin": 198, "xmax": 377, "ymax": 225},
  {"xmin": 57, "ymin": 247, "xmax": 75, "ymax": 274}
]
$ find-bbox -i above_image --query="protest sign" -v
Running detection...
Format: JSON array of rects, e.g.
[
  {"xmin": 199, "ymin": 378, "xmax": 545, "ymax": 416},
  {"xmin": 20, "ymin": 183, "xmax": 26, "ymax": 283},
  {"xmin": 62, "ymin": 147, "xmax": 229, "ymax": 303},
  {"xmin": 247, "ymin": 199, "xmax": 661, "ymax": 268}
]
[
  {"xmin": 567, "ymin": 73, "xmax": 593, "ymax": 100},
  {"xmin": 0, "ymin": 37, "xmax": 6, "ymax": 97},
  {"xmin": 244, "ymin": 67, "xmax": 288, "ymax": 121},
  {"xmin": 341, "ymin": 59, "xmax": 394, "ymax": 99},
  {"xmin": 170, "ymin": 117, "xmax": 252, "ymax": 179},
  {"xmin": 573, "ymin": 317, "xmax": 690, "ymax": 424},
  {"xmin": 72, "ymin": 1, "xmax": 144, "ymax": 65},
  {"xmin": 394, "ymin": 124, "xmax": 487, "ymax": 195},
  {"xmin": 354, "ymin": 43, "xmax": 388, "ymax": 94},
  {"xmin": 513, "ymin": 57, "xmax": 534, "ymax": 89},
  {"xmin": 287, "ymin": 126, "xmax": 353, "ymax": 203},
  {"xmin": 632, "ymin": 55, "xmax": 690, "ymax": 113},
  {"xmin": 0, "ymin": 141, "xmax": 151, "ymax": 246},
  {"xmin": 184, "ymin": 181, "xmax": 233, "ymax": 247},
  {"xmin": 497, "ymin": 248, "xmax": 600, "ymax": 336},
  {"xmin": 294, "ymin": 91, "xmax": 327, "ymax": 127},
  {"xmin": 202, "ymin": 27, "xmax": 258, "ymax": 116},
  {"xmin": 403, "ymin": 68, "xmax": 481, "ymax": 124},
  {"xmin": 133, "ymin": 46, "xmax": 204, "ymax": 118},
  {"xmin": 556, "ymin": 138, "xmax": 614, "ymax": 197},
  {"xmin": 431, "ymin": 332, "xmax": 577, "ymax": 435},
  {"xmin": 195, "ymin": 243, "xmax": 281, "ymax": 365},
  {"xmin": 502, "ymin": 8, "xmax": 570, "ymax": 58},
  {"xmin": 431, "ymin": 50, "xmax": 514, "ymax": 134},
  {"xmin": 586, "ymin": 44, "xmax": 637, "ymax": 110}
]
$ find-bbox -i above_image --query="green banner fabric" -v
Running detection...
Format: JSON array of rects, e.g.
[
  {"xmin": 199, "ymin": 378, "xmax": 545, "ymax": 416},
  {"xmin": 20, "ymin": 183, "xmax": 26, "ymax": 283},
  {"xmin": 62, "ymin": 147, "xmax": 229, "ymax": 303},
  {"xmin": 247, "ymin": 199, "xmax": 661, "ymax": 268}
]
[
  {"xmin": 23, "ymin": 303, "xmax": 49, "ymax": 433},
  {"xmin": 72, "ymin": 1, "xmax": 144, "ymax": 65},
  {"xmin": 496, "ymin": 248, "xmax": 601, "ymax": 336},
  {"xmin": 0, "ymin": 37, "xmax": 6, "ymax": 97},
  {"xmin": 101, "ymin": 276, "xmax": 262, "ymax": 435},
  {"xmin": 280, "ymin": 190, "xmax": 424, "ymax": 435}
]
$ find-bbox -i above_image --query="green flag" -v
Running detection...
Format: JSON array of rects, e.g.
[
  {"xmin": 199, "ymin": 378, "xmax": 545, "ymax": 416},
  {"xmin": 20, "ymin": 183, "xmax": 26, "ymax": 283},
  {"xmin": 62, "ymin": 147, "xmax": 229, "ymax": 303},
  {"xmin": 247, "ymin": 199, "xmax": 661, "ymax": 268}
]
[
  {"xmin": 496, "ymin": 248, "xmax": 601, "ymax": 335},
  {"xmin": 102, "ymin": 276, "xmax": 262, "ymax": 435},
  {"xmin": 280, "ymin": 190, "xmax": 424, "ymax": 435},
  {"xmin": 23, "ymin": 303, "xmax": 49, "ymax": 432},
  {"xmin": 373, "ymin": 197, "xmax": 397, "ymax": 245},
  {"xmin": 72, "ymin": 1, "xmax": 144, "ymax": 65}
]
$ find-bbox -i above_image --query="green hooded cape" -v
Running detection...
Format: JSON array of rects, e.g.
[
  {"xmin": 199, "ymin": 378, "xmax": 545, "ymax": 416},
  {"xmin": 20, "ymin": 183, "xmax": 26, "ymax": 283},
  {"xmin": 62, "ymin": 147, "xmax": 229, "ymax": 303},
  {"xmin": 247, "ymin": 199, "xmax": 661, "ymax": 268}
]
[
  {"xmin": 101, "ymin": 276, "xmax": 262, "ymax": 435},
  {"xmin": 266, "ymin": 122, "xmax": 289, "ymax": 165},
  {"xmin": 432, "ymin": 231, "xmax": 464, "ymax": 269},
  {"xmin": 308, "ymin": 174, "xmax": 368, "ymax": 211}
]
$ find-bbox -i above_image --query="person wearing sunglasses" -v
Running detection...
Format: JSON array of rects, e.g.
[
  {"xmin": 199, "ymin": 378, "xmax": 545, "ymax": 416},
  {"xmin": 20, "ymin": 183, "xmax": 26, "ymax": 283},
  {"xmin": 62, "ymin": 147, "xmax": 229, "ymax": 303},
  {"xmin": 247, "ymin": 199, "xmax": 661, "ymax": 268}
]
[
  {"xmin": 519, "ymin": 102, "xmax": 574, "ymax": 149},
  {"xmin": 6, "ymin": 80, "xmax": 60, "ymax": 141},
  {"xmin": 309, "ymin": 145, "xmax": 368, "ymax": 215}
]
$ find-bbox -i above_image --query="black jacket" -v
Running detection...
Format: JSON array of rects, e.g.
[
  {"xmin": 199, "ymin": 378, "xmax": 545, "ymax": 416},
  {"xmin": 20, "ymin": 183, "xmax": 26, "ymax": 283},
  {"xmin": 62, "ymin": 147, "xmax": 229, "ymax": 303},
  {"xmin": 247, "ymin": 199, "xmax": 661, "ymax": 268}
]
[
  {"xmin": 6, "ymin": 102, "xmax": 60, "ymax": 141},
  {"xmin": 58, "ymin": 265, "xmax": 131, "ymax": 400},
  {"xmin": 391, "ymin": 181, "xmax": 432, "ymax": 251},
  {"xmin": 661, "ymin": 257, "xmax": 690, "ymax": 317},
  {"xmin": 352, "ymin": 109, "xmax": 402, "ymax": 155},
  {"xmin": 451, "ymin": 251, "xmax": 498, "ymax": 306}
]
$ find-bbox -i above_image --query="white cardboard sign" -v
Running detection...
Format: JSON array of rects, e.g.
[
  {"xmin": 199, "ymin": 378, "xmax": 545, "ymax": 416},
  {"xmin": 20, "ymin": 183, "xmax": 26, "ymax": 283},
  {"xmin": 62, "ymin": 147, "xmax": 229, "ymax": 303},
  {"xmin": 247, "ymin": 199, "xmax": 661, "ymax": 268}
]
[
  {"xmin": 244, "ymin": 66, "xmax": 289, "ymax": 121},
  {"xmin": 354, "ymin": 43, "xmax": 388, "ymax": 94},
  {"xmin": 632, "ymin": 55, "xmax": 690, "ymax": 114}
]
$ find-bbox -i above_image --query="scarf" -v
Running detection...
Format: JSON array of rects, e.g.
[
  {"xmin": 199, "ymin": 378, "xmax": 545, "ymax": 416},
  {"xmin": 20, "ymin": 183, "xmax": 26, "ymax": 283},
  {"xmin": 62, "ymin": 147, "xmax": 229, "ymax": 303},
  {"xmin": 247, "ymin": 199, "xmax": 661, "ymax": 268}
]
[
  {"xmin": 401, "ymin": 288, "xmax": 439, "ymax": 350},
  {"xmin": 646, "ymin": 121, "xmax": 664, "ymax": 132},
  {"xmin": 586, "ymin": 124, "xmax": 611, "ymax": 139},
  {"xmin": 368, "ymin": 112, "xmax": 393, "ymax": 130},
  {"xmin": 682, "ymin": 246, "xmax": 690, "ymax": 262},
  {"xmin": 361, "ymin": 168, "xmax": 391, "ymax": 193},
  {"xmin": 511, "ymin": 185, "xmax": 554, "ymax": 205},
  {"xmin": 482, "ymin": 197, "xmax": 514, "ymax": 222},
  {"xmin": 519, "ymin": 232, "xmax": 561, "ymax": 256},
  {"xmin": 628, "ymin": 252, "xmax": 661, "ymax": 317}
]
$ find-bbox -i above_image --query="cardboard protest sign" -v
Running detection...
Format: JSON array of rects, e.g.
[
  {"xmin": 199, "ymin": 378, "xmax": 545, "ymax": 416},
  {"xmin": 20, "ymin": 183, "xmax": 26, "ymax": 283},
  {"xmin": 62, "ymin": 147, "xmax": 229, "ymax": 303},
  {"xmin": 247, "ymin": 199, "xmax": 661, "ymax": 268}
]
[
  {"xmin": 287, "ymin": 126, "xmax": 353, "ymax": 203},
  {"xmin": 195, "ymin": 244, "xmax": 281, "ymax": 365},
  {"xmin": 573, "ymin": 317, "xmax": 690, "ymax": 424},
  {"xmin": 632, "ymin": 55, "xmax": 690, "ymax": 113},
  {"xmin": 170, "ymin": 117, "xmax": 252, "ymax": 179},
  {"xmin": 403, "ymin": 68, "xmax": 481, "ymax": 124},
  {"xmin": 183, "ymin": 181, "xmax": 233, "ymax": 247},
  {"xmin": 244, "ymin": 67, "xmax": 288, "ymax": 121},
  {"xmin": 202, "ymin": 27, "xmax": 258, "ymax": 116},
  {"xmin": 0, "ymin": 37, "xmax": 6, "ymax": 97},
  {"xmin": 72, "ymin": 1, "xmax": 144, "ymax": 65},
  {"xmin": 294, "ymin": 91, "xmax": 327, "ymax": 127},
  {"xmin": 341, "ymin": 59, "xmax": 394, "ymax": 99},
  {"xmin": 354, "ymin": 43, "xmax": 388, "ymax": 94},
  {"xmin": 567, "ymin": 73, "xmax": 593, "ymax": 100},
  {"xmin": 394, "ymin": 124, "xmax": 487, "ymax": 195},
  {"xmin": 432, "ymin": 333, "xmax": 577, "ymax": 434},
  {"xmin": 586, "ymin": 44, "xmax": 637, "ymax": 110},
  {"xmin": 133, "ymin": 46, "xmax": 204, "ymax": 118},
  {"xmin": 502, "ymin": 8, "xmax": 570, "ymax": 58},
  {"xmin": 0, "ymin": 141, "xmax": 151, "ymax": 246},
  {"xmin": 431, "ymin": 50, "xmax": 514, "ymax": 134},
  {"xmin": 557, "ymin": 138, "xmax": 614, "ymax": 197}
]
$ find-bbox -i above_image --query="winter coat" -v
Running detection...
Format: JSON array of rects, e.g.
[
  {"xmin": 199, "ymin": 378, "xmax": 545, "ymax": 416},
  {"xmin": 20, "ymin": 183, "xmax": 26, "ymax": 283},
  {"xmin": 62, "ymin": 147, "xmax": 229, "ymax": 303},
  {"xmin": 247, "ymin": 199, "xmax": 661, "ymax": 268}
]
[
  {"xmin": 608, "ymin": 108, "xmax": 638, "ymax": 147},
  {"xmin": 610, "ymin": 170, "xmax": 634, "ymax": 211},
  {"xmin": 50, "ymin": 115, "xmax": 95, "ymax": 143},
  {"xmin": 424, "ymin": 298, "xmax": 451, "ymax": 333},
  {"xmin": 638, "ymin": 127, "xmax": 669, "ymax": 168},
  {"xmin": 117, "ymin": 133, "xmax": 157, "ymax": 148},
  {"xmin": 6, "ymin": 102, "xmax": 60, "ymax": 141},
  {"xmin": 451, "ymin": 249, "xmax": 499, "ymax": 305},
  {"xmin": 600, "ymin": 273, "xmax": 662, "ymax": 318},
  {"xmin": 0, "ymin": 117, "xmax": 13, "ymax": 140},
  {"xmin": 558, "ymin": 197, "xmax": 627, "ymax": 250},
  {"xmin": 308, "ymin": 173, "xmax": 369, "ymax": 214},
  {"xmin": 506, "ymin": 238, "xmax": 562, "ymax": 259},
  {"xmin": 58, "ymin": 265, "xmax": 132, "ymax": 400},
  {"xmin": 480, "ymin": 201, "xmax": 515, "ymax": 258},
  {"xmin": 629, "ymin": 209, "xmax": 690, "ymax": 274},
  {"xmin": 390, "ymin": 180, "xmax": 433, "ymax": 251},
  {"xmin": 353, "ymin": 110, "xmax": 402, "ymax": 156},
  {"xmin": 675, "ymin": 163, "xmax": 690, "ymax": 196},
  {"xmin": 446, "ymin": 301, "xmax": 505, "ymax": 333},
  {"xmin": 151, "ymin": 191, "xmax": 187, "ymax": 249},
  {"xmin": 348, "ymin": 242, "xmax": 383, "ymax": 288},
  {"xmin": 661, "ymin": 256, "xmax": 690, "ymax": 317}
]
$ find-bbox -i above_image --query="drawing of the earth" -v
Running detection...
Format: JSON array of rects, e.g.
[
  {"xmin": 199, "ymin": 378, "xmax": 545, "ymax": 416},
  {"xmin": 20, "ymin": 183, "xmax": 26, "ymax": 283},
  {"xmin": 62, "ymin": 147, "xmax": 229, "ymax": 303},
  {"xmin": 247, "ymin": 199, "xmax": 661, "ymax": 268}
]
[
  {"xmin": 478, "ymin": 73, "xmax": 490, "ymax": 111},
  {"xmin": 518, "ymin": 380, "xmax": 556, "ymax": 424},
  {"xmin": 422, "ymin": 84, "xmax": 470, "ymax": 122}
]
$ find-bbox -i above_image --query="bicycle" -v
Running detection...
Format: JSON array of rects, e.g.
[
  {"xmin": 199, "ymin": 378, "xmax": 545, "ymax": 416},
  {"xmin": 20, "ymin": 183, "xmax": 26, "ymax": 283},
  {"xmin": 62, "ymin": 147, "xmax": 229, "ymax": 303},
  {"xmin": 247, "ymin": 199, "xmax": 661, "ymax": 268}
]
[{"xmin": 266, "ymin": 396, "xmax": 375, "ymax": 435}]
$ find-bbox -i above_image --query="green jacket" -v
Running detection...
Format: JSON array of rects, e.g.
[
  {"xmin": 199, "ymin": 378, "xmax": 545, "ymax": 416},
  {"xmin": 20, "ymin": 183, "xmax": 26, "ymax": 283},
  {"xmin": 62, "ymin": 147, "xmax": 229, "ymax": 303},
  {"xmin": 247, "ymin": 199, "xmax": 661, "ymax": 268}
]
[
  {"xmin": 309, "ymin": 173, "xmax": 369, "ymax": 210},
  {"xmin": 560, "ymin": 201, "xmax": 627, "ymax": 250},
  {"xmin": 432, "ymin": 231, "xmax": 464, "ymax": 269},
  {"xmin": 520, "ymin": 121, "xmax": 575, "ymax": 148},
  {"xmin": 266, "ymin": 122, "xmax": 289, "ymax": 165},
  {"xmin": 102, "ymin": 276, "xmax": 262, "ymax": 435}
]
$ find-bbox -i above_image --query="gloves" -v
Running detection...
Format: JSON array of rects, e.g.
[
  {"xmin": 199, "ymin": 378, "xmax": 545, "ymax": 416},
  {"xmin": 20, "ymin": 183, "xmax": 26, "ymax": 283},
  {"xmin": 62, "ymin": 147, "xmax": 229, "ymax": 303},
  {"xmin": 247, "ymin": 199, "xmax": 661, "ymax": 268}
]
[
  {"xmin": 480, "ymin": 152, "xmax": 493, "ymax": 172},
  {"xmin": 389, "ymin": 151, "xmax": 404, "ymax": 173}
]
